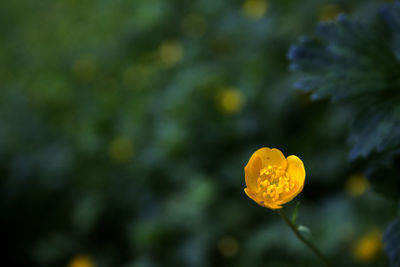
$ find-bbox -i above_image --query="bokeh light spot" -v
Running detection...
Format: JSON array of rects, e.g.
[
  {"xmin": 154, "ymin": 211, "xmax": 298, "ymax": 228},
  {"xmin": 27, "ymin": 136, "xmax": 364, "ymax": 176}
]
[
  {"xmin": 159, "ymin": 41, "xmax": 183, "ymax": 68},
  {"xmin": 242, "ymin": 0, "xmax": 268, "ymax": 20},
  {"xmin": 217, "ymin": 235, "xmax": 239, "ymax": 258},
  {"xmin": 181, "ymin": 14, "xmax": 207, "ymax": 38},
  {"xmin": 353, "ymin": 229, "xmax": 382, "ymax": 263},
  {"xmin": 123, "ymin": 64, "xmax": 152, "ymax": 90},
  {"xmin": 345, "ymin": 174, "xmax": 369, "ymax": 197},
  {"xmin": 217, "ymin": 88, "xmax": 245, "ymax": 114},
  {"xmin": 72, "ymin": 57, "xmax": 98, "ymax": 82},
  {"xmin": 67, "ymin": 254, "xmax": 95, "ymax": 267},
  {"xmin": 318, "ymin": 4, "xmax": 341, "ymax": 21},
  {"xmin": 108, "ymin": 136, "xmax": 135, "ymax": 163}
]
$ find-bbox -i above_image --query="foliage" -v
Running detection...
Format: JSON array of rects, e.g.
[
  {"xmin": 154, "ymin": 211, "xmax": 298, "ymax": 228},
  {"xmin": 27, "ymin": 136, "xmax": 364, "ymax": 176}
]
[
  {"xmin": 288, "ymin": 2, "xmax": 400, "ymax": 159},
  {"xmin": 384, "ymin": 218, "xmax": 400, "ymax": 267},
  {"xmin": 0, "ymin": 0, "xmax": 397, "ymax": 266},
  {"xmin": 289, "ymin": 1, "xmax": 400, "ymax": 266}
]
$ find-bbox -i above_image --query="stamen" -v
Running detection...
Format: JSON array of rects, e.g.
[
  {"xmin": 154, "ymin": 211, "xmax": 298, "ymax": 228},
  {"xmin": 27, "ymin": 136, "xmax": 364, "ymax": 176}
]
[{"xmin": 257, "ymin": 165, "xmax": 293, "ymax": 202}]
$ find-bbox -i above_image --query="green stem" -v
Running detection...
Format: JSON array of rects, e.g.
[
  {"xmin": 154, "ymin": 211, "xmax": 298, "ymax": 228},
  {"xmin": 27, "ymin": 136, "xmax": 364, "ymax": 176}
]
[{"xmin": 278, "ymin": 209, "xmax": 331, "ymax": 267}]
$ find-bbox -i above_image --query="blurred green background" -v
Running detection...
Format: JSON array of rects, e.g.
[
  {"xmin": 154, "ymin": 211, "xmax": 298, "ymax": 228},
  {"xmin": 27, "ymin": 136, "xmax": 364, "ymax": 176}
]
[{"xmin": 1, "ymin": 0, "xmax": 396, "ymax": 266}]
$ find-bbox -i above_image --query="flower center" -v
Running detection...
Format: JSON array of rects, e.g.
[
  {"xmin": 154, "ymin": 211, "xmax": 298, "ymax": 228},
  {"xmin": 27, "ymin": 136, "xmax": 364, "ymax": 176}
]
[{"xmin": 257, "ymin": 165, "xmax": 294, "ymax": 202}]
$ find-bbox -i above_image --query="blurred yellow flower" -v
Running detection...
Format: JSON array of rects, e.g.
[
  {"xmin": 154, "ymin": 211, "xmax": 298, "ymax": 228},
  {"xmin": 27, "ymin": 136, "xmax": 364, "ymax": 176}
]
[
  {"xmin": 318, "ymin": 4, "xmax": 341, "ymax": 21},
  {"xmin": 345, "ymin": 174, "xmax": 369, "ymax": 197},
  {"xmin": 67, "ymin": 254, "xmax": 95, "ymax": 267},
  {"xmin": 181, "ymin": 14, "xmax": 207, "ymax": 37},
  {"xmin": 242, "ymin": 0, "xmax": 268, "ymax": 20},
  {"xmin": 217, "ymin": 235, "xmax": 239, "ymax": 258},
  {"xmin": 353, "ymin": 230, "xmax": 382, "ymax": 263},
  {"xmin": 123, "ymin": 64, "xmax": 152, "ymax": 90},
  {"xmin": 244, "ymin": 148, "xmax": 305, "ymax": 209},
  {"xmin": 72, "ymin": 57, "xmax": 97, "ymax": 82},
  {"xmin": 159, "ymin": 41, "xmax": 183, "ymax": 68},
  {"xmin": 217, "ymin": 88, "xmax": 245, "ymax": 114},
  {"xmin": 109, "ymin": 136, "xmax": 135, "ymax": 163}
]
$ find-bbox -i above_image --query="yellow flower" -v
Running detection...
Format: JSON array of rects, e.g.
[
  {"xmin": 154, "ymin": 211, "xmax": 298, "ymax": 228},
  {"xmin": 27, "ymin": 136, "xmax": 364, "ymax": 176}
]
[
  {"xmin": 217, "ymin": 235, "xmax": 240, "ymax": 258},
  {"xmin": 109, "ymin": 136, "xmax": 135, "ymax": 163},
  {"xmin": 217, "ymin": 88, "xmax": 245, "ymax": 114},
  {"xmin": 353, "ymin": 229, "xmax": 382, "ymax": 263},
  {"xmin": 318, "ymin": 4, "xmax": 341, "ymax": 21},
  {"xmin": 67, "ymin": 254, "xmax": 95, "ymax": 267},
  {"xmin": 244, "ymin": 147, "xmax": 305, "ymax": 209},
  {"xmin": 181, "ymin": 14, "xmax": 207, "ymax": 37},
  {"xmin": 159, "ymin": 41, "xmax": 183, "ymax": 68},
  {"xmin": 345, "ymin": 174, "xmax": 369, "ymax": 197},
  {"xmin": 242, "ymin": 0, "xmax": 268, "ymax": 20},
  {"xmin": 72, "ymin": 56, "xmax": 97, "ymax": 82}
]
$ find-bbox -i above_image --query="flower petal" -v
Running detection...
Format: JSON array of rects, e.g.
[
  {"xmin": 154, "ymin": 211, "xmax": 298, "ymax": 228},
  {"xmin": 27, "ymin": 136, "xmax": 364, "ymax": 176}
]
[
  {"xmin": 277, "ymin": 155, "xmax": 305, "ymax": 205},
  {"xmin": 244, "ymin": 188, "xmax": 282, "ymax": 209},
  {"xmin": 261, "ymin": 201, "xmax": 282, "ymax": 210},
  {"xmin": 253, "ymin": 147, "xmax": 287, "ymax": 169},
  {"xmin": 244, "ymin": 151, "xmax": 262, "ymax": 190}
]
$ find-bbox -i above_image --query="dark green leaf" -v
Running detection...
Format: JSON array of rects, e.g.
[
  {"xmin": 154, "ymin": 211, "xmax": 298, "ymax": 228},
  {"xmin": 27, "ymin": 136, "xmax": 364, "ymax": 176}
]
[
  {"xmin": 289, "ymin": 2, "xmax": 400, "ymax": 159},
  {"xmin": 383, "ymin": 218, "xmax": 400, "ymax": 267}
]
